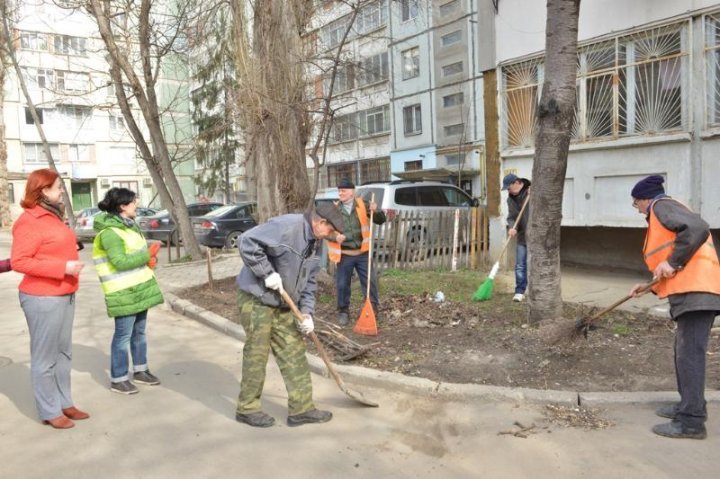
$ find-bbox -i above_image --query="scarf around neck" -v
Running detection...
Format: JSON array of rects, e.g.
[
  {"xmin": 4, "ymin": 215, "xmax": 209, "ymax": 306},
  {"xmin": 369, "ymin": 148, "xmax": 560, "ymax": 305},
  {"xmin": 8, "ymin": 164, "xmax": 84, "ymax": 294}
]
[{"xmin": 39, "ymin": 199, "xmax": 66, "ymax": 221}]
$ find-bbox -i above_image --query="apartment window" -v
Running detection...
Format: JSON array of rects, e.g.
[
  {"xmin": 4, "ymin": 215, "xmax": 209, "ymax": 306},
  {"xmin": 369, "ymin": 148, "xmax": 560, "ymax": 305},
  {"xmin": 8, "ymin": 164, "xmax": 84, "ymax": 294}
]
[
  {"xmin": 442, "ymin": 61, "xmax": 463, "ymax": 77},
  {"xmin": 404, "ymin": 160, "xmax": 423, "ymax": 171},
  {"xmin": 402, "ymin": 47, "xmax": 420, "ymax": 80},
  {"xmin": 443, "ymin": 92, "xmax": 464, "ymax": 107},
  {"xmin": 24, "ymin": 107, "xmax": 44, "ymax": 125},
  {"xmin": 109, "ymin": 114, "xmax": 125, "ymax": 130},
  {"xmin": 7, "ymin": 183, "xmax": 14, "ymax": 204},
  {"xmin": 24, "ymin": 68, "xmax": 54, "ymax": 89},
  {"xmin": 501, "ymin": 21, "xmax": 688, "ymax": 148},
  {"xmin": 441, "ymin": 30, "xmax": 462, "ymax": 47},
  {"xmin": 69, "ymin": 144, "xmax": 91, "ymax": 162},
  {"xmin": 358, "ymin": 52, "xmax": 389, "ymax": 86},
  {"xmin": 403, "ymin": 104, "xmax": 422, "ymax": 135},
  {"xmin": 360, "ymin": 157, "xmax": 390, "ymax": 183},
  {"xmin": 359, "ymin": 105, "xmax": 390, "ymax": 136},
  {"xmin": 24, "ymin": 143, "xmax": 60, "ymax": 164},
  {"xmin": 444, "ymin": 123, "xmax": 465, "ymax": 136},
  {"xmin": 20, "ymin": 32, "xmax": 48, "ymax": 51},
  {"xmin": 705, "ymin": 13, "xmax": 720, "ymax": 126},
  {"xmin": 108, "ymin": 82, "xmax": 133, "ymax": 99},
  {"xmin": 332, "ymin": 113, "xmax": 358, "ymax": 142},
  {"xmin": 325, "ymin": 64, "xmax": 355, "ymax": 94},
  {"xmin": 439, "ymin": 0, "xmax": 459, "ymax": 16},
  {"xmin": 401, "ymin": 0, "xmax": 419, "ymax": 22},
  {"xmin": 355, "ymin": 1, "xmax": 387, "ymax": 35},
  {"xmin": 322, "ymin": 17, "xmax": 349, "ymax": 48},
  {"xmin": 57, "ymin": 71, "xmax": 89, "ymax": 92},
  {"xmin": 445, "ymin": 154, "xmax": 463, "ymax": 166},
  {"xmin": 59, "ymin": 105, "xmax": 92, "ymax": 128},
  {"xmin": 54, "ymin": 35, "xmax": 86, "ymax": 56},
  {"xmin": 327, "ymin": 162, "xmax": 357, "ymax": 188}
]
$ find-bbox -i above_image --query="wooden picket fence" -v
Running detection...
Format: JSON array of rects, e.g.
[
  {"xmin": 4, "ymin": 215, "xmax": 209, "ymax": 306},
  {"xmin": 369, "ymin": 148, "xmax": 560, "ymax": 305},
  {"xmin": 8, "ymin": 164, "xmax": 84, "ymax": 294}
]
[{"xmin": 370, "ymin": 207, "xmax": 489, "ymax": 271}]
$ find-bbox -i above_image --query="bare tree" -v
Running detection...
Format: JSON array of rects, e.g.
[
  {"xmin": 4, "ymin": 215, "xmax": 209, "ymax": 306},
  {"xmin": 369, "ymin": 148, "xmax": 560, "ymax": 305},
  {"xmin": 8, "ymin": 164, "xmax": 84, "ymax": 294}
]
[
  {"xmin": 231, "ymin": 0, "xmax": 316, "ymax": 221},
  {"xmin": 1, "ymin": 7, "xmax": 76, "ymax": 227},
  {"xmin": 527, "ymin": 0, "xmax": 581, "ymax": 323},
  {"xmin": 0, "ymin": 0, "xmax": 11, "ymax": 227},
  {"xmin": 85, "ymin": 0, "xmax": 203, "ymax": 259}
]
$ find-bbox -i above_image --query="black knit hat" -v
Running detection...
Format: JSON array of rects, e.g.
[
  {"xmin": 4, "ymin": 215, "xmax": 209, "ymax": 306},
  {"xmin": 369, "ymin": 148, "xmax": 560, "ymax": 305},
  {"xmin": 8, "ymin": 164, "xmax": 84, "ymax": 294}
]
[
  {"xmin": 337, "ymin": 178, "xmax": 355, "ymax": 189},
  {"xmin": 631, "ymin": 175, "xmax": 665, "ymax": 199},
  {"xmin": 315, "ymin": 203, "xmax": 345, "ymax": 234}
]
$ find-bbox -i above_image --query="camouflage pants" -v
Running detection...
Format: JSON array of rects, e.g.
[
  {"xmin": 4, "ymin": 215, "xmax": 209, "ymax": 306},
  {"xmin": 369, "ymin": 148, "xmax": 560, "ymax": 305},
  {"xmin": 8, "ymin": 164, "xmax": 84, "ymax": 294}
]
[{"xmin": 236, "ymin": 291, "xmax": 314, "ymax": 416}]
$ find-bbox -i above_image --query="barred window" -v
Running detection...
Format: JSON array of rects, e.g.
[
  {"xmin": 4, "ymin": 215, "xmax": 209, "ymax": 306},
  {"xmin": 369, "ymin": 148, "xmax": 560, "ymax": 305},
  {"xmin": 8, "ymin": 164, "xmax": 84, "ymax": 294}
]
[
  {"xmin": 501, "ymin": 21, "xmax": 688, "ymax": 148},
  {"xmin": 705, "ymin": 13, "xmax": 720, "ymax": 127}
]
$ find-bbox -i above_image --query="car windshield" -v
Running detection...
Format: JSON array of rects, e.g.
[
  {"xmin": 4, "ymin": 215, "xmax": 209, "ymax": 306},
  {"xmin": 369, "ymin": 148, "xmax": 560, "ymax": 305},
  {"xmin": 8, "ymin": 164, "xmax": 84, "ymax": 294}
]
[{"xmin": 204, "ymin": 205, "xmax": 238, "ymax": 218}]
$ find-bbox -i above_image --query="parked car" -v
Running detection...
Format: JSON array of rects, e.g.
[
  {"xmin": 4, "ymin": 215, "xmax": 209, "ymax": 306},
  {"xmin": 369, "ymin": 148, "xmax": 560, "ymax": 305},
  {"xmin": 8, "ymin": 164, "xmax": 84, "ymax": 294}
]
[
  {"xmin": 355, "ymin": 180, "xmax": 479, "ymax": 259},
  {"xmin": 192, "ymin": 203, "xmax": 258, "ymax": 249},
  {"xmin": 74, "ymin": 206, "xmax": 158, "ymax": 242},
  {"xmin": 138, "ymin": 202, "xmax": 224, "ymax": 244}
]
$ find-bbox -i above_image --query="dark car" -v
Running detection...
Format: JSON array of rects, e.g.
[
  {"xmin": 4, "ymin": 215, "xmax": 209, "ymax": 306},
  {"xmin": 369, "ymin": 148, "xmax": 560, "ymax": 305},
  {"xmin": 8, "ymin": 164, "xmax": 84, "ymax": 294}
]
[
  {"xmin": 139, "ymin": 202, "xmax": 224, "ymax": 243},
  {"xmin": 192, "ymin": 202, "xmax": 258, "ymax": 249}
]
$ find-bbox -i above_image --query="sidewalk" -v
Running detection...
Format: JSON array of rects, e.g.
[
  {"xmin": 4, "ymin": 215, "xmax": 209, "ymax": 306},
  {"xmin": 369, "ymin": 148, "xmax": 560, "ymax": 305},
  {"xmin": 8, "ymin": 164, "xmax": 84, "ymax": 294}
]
[{"xmin": 1, "ymin": 230, "xmax": 719, "ymax": 478}]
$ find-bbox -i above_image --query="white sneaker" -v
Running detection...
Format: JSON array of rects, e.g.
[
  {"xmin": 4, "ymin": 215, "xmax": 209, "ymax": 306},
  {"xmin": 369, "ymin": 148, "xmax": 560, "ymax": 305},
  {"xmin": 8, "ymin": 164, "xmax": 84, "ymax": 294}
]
[{"xmin": 512, "ymin": 293, "xmax": 524, "ymax": 302}]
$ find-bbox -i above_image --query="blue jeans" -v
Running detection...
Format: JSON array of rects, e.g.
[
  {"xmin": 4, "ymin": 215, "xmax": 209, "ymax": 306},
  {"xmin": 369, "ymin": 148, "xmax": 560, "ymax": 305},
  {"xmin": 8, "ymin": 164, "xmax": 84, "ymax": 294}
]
[
  {"xmin": 336, "ymin": 252, "xmax": 379, "ymax": 312},
  {"xmin": 111, "ymin": 310, "xmax": 148, "ymax": 382},
  {"xmin": 515, "ymin": 244, "xmax": 528, "ymax": 295}
]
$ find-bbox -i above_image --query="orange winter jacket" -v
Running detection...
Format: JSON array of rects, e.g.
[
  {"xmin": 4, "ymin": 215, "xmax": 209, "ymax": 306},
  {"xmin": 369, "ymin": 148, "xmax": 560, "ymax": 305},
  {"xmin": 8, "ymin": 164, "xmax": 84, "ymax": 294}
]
[
  {"xmin": 643, "ymin": 200, "xmax": 720, "ymax": 299},
  {"xmin": 11, "ymin": 206, "xmax": 80, "ymax": 296}
]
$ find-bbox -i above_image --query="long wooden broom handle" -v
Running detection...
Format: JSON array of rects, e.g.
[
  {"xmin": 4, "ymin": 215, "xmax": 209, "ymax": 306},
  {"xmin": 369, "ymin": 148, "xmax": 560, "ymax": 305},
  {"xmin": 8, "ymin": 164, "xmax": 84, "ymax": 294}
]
[
  {"xmin": 584, "ymin": 277, "xmax": 660, "ymax": 325},
  {"xmin": 496, "ymin": 193, "xmax": 530, "ymax": 263},
  {"xmin": 365, "ymin": 193, "xmax": 375, "ymax": 299}
]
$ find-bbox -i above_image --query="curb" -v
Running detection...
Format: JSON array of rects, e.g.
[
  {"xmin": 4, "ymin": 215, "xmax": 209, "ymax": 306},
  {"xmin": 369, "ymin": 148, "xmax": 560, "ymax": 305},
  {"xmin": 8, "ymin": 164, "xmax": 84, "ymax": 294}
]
[{"xmin": 163, "ymin": 292, "xmax": 719, "ymax": 407}]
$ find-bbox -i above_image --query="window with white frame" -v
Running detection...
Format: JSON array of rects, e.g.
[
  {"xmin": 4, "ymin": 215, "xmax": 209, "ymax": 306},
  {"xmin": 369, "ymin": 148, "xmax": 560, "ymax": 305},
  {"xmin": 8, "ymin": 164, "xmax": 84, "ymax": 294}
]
[
  {"xmin": 705, "ymin": 12, "xmax": 720, "ymax": 126},
  {"xmin": 57, "ymin": 71, "xmax": 89, "ymax": 92},
  {"xmin": 355, "ymin": 1, "xmax": 387, "ymax": 35},
  {"xmin": 322, "ymin": 17, "xmax": 349, "ymax": 48},
  {"xmin": 332, "ymin": 113, "xmax": 358, "ymax": 142},
  {"xmin": 439, "ymin": 0, "xmax": 459, "ymax": 16},
  {"xmin": 402, "ymin": 47, "xmax": 420, "ymax": 80},
  {"xmin": 59, "ymin": 105, "xmax": 92, "ymax": 128},
  {"xmin": 109, "ymin": 114, "xmax": 125, "ymax": 130},
  {"xmin": 69, "ymin": 144, "xmax": 92, "ymax": 162},
  {"xmin": 403, "ymin": 104, "xmax": 422, "ymax": 135},
  {"xmin": 24, "ymin": 143, "xmax": 60, "ymax": 164},
  {"xmin": 54, "ymin": 35, "xmax": 86, "ymax": 56},
  {"xmin": 444, "ymin": 123, "xmax": 464, "ymax": 137},
  {"xmin": 23, "ymin": 68, "xmax": 54, "ymax": 89},
  {"xmin": 325, "ymin": 64, "xmax": 355, "ymax": 94},
  {"xmin": 20, "ymin": 32, "xmax": 48, "ymax": 51},
  {"xmin": 441, "ymin": 30, "xmax": 462, "ymax": 48},
  {"xmin": 501, "ymin": 21, "xmax": 688, "ymax": 148},
  {"xmin": 25, "ymin": 107, "xmax": 44, "ymax": 125},
  {"xmin": 443, "ymin": 92, "xmax": 464, "ymax": 107},
  {"xmin": 445, "ymin": 153, "xmax": 463, "ymax": 166},
  {"xmin": 442, "ymin": 61, "xmax": 463, "ymax": 77},
  {"xmin": 401, "ymin": 0, "xmax": 419, "ymax": 22},
  {"xmin": 358, "ymin": 52, "xmax": 389, "ymax": 86},
  {"xmin": 358, "ymin": 105, "xmax": 390, "ymax": 136}
]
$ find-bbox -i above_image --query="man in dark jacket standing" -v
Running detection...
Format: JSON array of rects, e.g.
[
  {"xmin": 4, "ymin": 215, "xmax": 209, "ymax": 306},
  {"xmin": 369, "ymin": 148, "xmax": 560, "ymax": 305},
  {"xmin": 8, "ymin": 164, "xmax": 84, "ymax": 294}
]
[
  {"xmin": 501, "ymin": 173, "xmax": 531, "ymax": 302},
  {"xmin": 234, "ymin": 204, "xmax": 345, "ymax": 428},
  {"xmin": 630, "ymin": 175, "xmax": 720, "ymax": 440}
]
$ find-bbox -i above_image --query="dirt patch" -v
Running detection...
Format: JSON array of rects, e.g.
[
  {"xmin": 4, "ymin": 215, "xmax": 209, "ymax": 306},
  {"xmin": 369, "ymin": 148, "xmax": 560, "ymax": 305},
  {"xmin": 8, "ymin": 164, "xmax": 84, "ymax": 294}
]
[{"xmin": 179, "ymin": 276, "xmax": 720, "ymax": 392}]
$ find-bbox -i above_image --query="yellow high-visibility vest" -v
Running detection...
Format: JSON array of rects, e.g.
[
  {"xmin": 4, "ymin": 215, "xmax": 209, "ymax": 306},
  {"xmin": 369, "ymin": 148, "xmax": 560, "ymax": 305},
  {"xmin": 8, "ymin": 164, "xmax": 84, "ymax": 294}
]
[{"xmin": 93, "ymin": 227, "xmax": 155, "ymax": 296}]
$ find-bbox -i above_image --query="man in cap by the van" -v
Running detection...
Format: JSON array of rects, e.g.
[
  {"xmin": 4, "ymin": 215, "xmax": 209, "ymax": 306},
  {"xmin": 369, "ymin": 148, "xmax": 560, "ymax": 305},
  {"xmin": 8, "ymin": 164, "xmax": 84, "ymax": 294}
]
[
  {"xmin": 502, "ymin": 173, "xmax": 531, "ymax": 302},
  {"xmin": 234, "ymin": 204, "xmax": 345, "ymax": 428},
  {"xmin": 328, "ymin": 178, "xmax": 386, "ymax": 326}
]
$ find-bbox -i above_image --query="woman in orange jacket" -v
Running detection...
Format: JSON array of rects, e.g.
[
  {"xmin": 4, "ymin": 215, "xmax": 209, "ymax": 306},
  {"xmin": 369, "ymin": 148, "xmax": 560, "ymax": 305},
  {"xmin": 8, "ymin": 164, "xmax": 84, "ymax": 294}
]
[{"xmin": 11, "ymin": 169, "xmax": 88, "ymax": 429}]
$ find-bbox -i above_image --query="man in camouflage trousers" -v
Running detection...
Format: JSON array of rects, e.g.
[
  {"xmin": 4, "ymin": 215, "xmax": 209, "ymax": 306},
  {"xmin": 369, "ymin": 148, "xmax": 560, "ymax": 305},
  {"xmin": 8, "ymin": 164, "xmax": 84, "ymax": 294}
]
[{"xmin": 234, "ymin": 204, "xmax": 345, "ymax": 428}]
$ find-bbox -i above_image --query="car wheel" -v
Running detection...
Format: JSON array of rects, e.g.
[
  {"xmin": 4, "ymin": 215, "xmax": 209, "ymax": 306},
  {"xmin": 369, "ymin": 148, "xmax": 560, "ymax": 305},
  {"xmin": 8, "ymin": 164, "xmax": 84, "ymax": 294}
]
[
  {"xmin": 406, "ymin": 228, "xmax": 428, "ymax": 262},
  {"xmin": 225, "ymin": 231, "xmax": 242, "ymax": 250}
]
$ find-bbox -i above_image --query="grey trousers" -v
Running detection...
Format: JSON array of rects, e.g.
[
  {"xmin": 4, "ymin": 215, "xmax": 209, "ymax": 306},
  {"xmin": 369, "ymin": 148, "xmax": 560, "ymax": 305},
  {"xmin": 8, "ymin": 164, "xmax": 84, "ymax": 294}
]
[
  {"xmin": 19, "ymin": 292, "xmax": 76, "ymax": 421},
  {"xmin": 674, "ymin": 310, "xmax": 716, "ymax": 428}
]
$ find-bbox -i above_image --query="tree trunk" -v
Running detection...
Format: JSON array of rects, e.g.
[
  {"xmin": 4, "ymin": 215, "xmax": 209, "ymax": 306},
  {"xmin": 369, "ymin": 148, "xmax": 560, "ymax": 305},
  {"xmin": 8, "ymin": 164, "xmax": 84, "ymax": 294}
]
[
  {"xmin": 232, "ymin": 0, "xmax": 312, "ymax": 222},
  {"xmin": 0, "ymin": 0, "xmax": 11, "ymax": 227},
  {"xmin": 87, "ymin": 0, "xmax": 203, "ymax": 259},
  {"xmin": 527, "ymin": 0, "xmax": 581, "ymax": 324}
]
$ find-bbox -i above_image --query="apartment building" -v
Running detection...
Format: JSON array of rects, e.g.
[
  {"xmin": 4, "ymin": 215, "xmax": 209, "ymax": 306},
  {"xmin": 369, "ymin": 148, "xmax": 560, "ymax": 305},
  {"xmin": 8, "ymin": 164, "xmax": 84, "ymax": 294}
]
[{"xmin": 3, "ymin": 2, "xmax": 195, "ymax": 219}]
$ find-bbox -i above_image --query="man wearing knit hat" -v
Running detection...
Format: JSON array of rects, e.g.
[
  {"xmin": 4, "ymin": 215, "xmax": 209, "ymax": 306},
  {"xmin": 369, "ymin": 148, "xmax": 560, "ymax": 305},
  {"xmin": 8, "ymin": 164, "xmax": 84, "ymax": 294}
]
[
  {"xmin": 629, "ymin": 175, "xmax": 720, "ymax": 439},
  {"xmin": 327, "ymin": 178, "xmax": 386, "ymax": 326}
]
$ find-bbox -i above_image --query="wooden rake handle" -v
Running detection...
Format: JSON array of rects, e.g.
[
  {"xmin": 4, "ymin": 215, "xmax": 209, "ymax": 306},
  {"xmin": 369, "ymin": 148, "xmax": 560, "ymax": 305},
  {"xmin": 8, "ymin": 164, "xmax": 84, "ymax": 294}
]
[
  {"xmin": 496, "ymin": 193, "xmax": 530, "ymax": 263},
  {"xmin": 366, "ymin": 193, "xmax": 375, "ymax": 299},
  {"xmin": 578, "ymin": 277, "xmax": 660, "ymax": 331}
]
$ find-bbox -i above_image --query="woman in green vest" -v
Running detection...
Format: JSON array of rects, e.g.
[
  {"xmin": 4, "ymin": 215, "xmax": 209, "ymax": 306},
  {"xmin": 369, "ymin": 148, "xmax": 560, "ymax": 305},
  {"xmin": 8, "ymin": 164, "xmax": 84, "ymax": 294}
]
[{"xmin": 93, "ymin": 188, "xmax": 164, "ymax": 395}]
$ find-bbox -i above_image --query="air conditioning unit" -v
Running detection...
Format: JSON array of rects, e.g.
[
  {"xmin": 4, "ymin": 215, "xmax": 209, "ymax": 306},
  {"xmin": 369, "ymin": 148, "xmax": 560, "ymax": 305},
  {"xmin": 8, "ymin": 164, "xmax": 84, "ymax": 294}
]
[
  {"xmin": 143, "ymin": 177, "xmax": 153, "ymax": 187},
  {"xmin": 100, "ymin": 178, "xmax": 110, "ymax": 187}
]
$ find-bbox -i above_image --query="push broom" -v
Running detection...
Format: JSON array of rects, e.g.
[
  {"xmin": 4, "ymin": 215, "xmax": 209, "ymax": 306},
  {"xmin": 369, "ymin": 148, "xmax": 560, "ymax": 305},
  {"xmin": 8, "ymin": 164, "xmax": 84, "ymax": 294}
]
[{"xmin": 472, "ymin": 195, "xmax": 530, "ymax": 301}]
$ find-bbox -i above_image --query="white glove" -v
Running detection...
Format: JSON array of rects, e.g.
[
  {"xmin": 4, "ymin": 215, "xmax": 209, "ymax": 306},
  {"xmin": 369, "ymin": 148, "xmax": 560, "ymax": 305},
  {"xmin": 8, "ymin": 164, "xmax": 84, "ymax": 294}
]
[
  {"xmin": 264, "ymin": 272, "xmax": 283, "ymax": 292},
  {"xmin": 298, "ymin": 314, "xmax": 314, "ymax": 335}
]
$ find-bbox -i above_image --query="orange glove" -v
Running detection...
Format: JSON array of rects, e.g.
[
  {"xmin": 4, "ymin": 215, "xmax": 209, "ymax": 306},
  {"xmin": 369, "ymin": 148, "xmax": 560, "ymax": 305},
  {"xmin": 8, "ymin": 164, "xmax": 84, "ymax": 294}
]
[
  {"xmin": 148, "ymin": 242, "xmax": 161, "ymax": 257},
  {"xmin": 148, "ymin": 257, "xmax": 158, "ymax": 269}
]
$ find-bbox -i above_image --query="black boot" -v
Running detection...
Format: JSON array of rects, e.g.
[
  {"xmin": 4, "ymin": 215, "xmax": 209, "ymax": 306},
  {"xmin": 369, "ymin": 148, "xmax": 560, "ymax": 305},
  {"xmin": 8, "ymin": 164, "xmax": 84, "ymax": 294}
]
[
  {"xmin": 236, "ymin": 411, "xmax": 275, "ymax": 428},
  {"xmin": 652, "ymin": 420, "xmax": 706, "ymax": 440},
  {"xmin": 287, "ymin": 408, "xmax": 332, "ymax": 427}
]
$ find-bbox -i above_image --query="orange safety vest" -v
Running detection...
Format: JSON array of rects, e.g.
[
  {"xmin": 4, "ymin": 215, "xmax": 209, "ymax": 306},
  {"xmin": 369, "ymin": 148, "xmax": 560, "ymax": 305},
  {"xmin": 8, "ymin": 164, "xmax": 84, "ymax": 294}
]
[
  {"xmin": 327, "ymin": 198, "xmax": 370, "ymax": 264},
  {"xmin": 643, "ymin": 198, "xmax": 720, "ymax": 299}
]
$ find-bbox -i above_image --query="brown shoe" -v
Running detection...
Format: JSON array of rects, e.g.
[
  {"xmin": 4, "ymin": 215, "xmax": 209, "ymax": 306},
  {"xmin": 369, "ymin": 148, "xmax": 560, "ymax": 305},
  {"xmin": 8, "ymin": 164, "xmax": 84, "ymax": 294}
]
[
  {"xmin": 43, "ymin": 415, "xmax": 75, "ymax": 429},
  {"xmin": 62, "ymin": 406, "xmax": 90, "ymax": 420}
]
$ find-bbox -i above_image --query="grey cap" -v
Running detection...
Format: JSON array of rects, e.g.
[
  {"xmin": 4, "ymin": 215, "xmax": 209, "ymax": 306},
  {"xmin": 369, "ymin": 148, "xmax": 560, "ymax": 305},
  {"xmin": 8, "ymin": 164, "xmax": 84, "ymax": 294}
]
[
  {"xmin": 501, "ymin": 173, "xmax": 518, "ymax": 191},
  {"xmin": 315, "ymin": 203, "xmax": 345, "ymax": 234}
]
